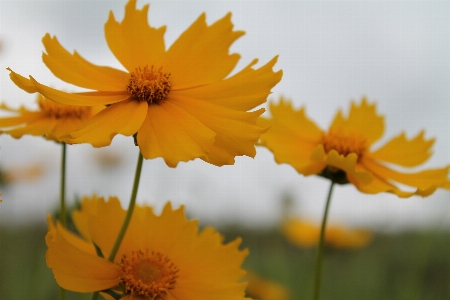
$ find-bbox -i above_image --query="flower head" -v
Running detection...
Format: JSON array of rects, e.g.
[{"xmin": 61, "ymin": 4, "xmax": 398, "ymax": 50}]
[
  {"xmin": 0, "ymin": 94, "xmax": 102, "ymax": 141},
  {"xmin": 259, "ymin": 97, "xmax": 450, "ymax": 197},
  {"xmin": 282, "ymin": 218, "xmax": 372, "ymax": 249},
  {"xmin": 46, "ymin": 196, "xmax": 249, "ymax": 299},
  {"xmin": 9, "ymin": 0, "xmax": 282, "ymax": 167}
]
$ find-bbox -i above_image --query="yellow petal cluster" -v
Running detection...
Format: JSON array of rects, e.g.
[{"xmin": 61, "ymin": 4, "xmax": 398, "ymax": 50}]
[
  {"xmin": 9, "ymin": 0, "xmax": 282, "ymax": 167},
  {"xmin": 46, "ymin": 195, "xmax": 250, "ymax": 300},
  {"xmin": 282, "ymin": 218, "xmax": 373, "ymax": 249},
  {"xmin": 0, "ymin": 94, "xmax": 102, "ymax": 142},
  {"xmin": 259, "ymin": 97, "xmax": 450, "ymax": 197}
]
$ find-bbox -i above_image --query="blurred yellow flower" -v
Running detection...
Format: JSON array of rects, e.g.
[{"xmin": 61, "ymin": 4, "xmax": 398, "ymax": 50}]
[
  {"xmin": 246, "ymin": 271, "xmax": 290, "ymax": 300},
  {"xmin": 259, "ymin": 97, "xmax": 450, "ymax": 197},
  {"xmin": 0, "ymin": 94, "xmax": 102, "ymax": 142},
  {"xmin": 282, "ymin": 218, "xmax": 372, "ymax": 249},
  {"xmin": 46, "ymin": 195, "xmax": 249, "ymax": 299},
  {"xmin": 1, "ymin": 163, "xmax": 44, "ymax": 184},
  {"xmin": 9, "ymin": 0, "xmax": 282, "ymax": 167}
]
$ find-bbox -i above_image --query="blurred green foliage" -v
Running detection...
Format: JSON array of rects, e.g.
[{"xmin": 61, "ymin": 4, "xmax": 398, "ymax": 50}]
[{"xmin": 0, "ymin": 224, "xmax": 449, "ymax": 299}]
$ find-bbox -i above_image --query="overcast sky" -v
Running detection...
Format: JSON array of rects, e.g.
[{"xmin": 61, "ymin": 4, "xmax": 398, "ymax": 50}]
[{"xmin": 1, "ymin": 0, "xmax": 449, "ymax": 231}]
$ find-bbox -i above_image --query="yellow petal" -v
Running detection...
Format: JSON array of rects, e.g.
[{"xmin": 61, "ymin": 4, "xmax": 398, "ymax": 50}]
[
  {"xmin": 136, "ymin": 100, "xmax": 216, "ymax": 167},
  {"xmin": 30, "ymin": 76, "xmax": 130, "ymax": 106},
  {"xmin": 104, "ymin": 0, "xmax": 166, "ymax": 72},
  {"xmin": 46, "ymin": 219, "xmax": 121, "ymax": 292},
  {"xmin": 361, "ymin": 157, "xmax": 449, "ymax": 195},
  {"xmin": 161, "ymin": 13, "xmax": 243, "ymax": 86},
  {"xmin": 66, "ymin": 99, "xmax": 147, "ymax": 147},
  {"xmin": 174, "ymin": 56, "xmax": 282, "ymax": 111},
  {"xmin": 370, "ymin": 131, "xmax": 435, "ymax": 167},
  {"xmin": 330, "ymin": 97, "xmax": 384, "ymax": 146},
  {"xmin": 7, "ymin": 68, "xmax": 38, "ymax": 93},
  {"xmin": 170, "ymin": 94, "xmax": 266, "ymax": 165},
  {"xmin": 324, "ymin": 150, "xmax": 373, "ymax": 185},
  {"xmin": 3, "ymin": 117, "xmax": 56, "ymax": 139},
  {"xmin": 0, "ymin": 111, "xmax": 43, "ymax": 127},
  {"xmin": 42, "ymin": 34, "xmax": 129, "ymax": 91}
]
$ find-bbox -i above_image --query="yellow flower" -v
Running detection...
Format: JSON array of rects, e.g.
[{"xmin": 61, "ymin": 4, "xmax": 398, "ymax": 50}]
[
  {"xmin": 0, "ymin": 94, "xmax": 103, "ymax": 142},
  {"xmin": 9, "ymin": 0, "xmax": 282, "ymax": 167},
  {"xmin": 259, "ymin": 97, "xmax": 450, "ymax": 197},
  {"xmin": 46, "ymin": 195, "xmax": 249, "ymax": 299},
  {"xmin": 282, "ymin": 218, "xmax": 372, "ymax": 249},
  {"xmin": 245, "ymin": 271, "xmax": 290, "ymax": 300}
]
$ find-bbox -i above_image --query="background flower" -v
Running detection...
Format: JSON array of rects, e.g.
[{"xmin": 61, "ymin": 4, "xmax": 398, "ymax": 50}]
[
  {"xmin": 0, "ymin": 94, "xmax": 103, "ymax": 142},
  {"xmin": 259, "ymin": 97, "xmax": 450, "ymax": 197}
]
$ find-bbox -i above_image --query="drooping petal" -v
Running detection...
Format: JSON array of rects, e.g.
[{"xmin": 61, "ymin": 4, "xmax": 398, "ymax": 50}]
[
  {"xmin": 370, "ymin": 131, "xmax": 435, "ymax": 167},
  {"xmin": 330, "ymin": 97, "xmax": 384, "ymax": 146},
  {"xmin": 7, "ymin": 68, "xmax": 38, "ymax": 93},
  {"xmin": 46, "ymin": 220, "xmax": 121, "ymax": 292},
  {"xmin": 104, "ymin": 0, "xmax": 166, "ymax": 72},
  {"xmin": 361, "ymin": 157, "xmax": 449, "ymax": 193},
  {"xmin": 174, "ymin": 57, "xmax": 282, "ymax": 111},
  {"xmin": 169, "ymin": 94, "xmax": 266, "ymax": 165},
  {"xmin": 161, "ymin": 13, "xmax": 243, "ymax": 86},
  {"xmin": 30, "ymin": 76, "xmax": 130, "ymax": 106},
  {"xmin": 66, "ymin": 99, "xmax": 147, "ymax": 147},
  {"xmin": 42, "ymin": 34, "xmax": 129, "ymax": 91},
  {"xmin": 324, "ymin": 150, "xmax": 373, "ymax": 185},
  {"xmin": 136, "ymin": 101, "xmax": 216, "ymax": 167}
]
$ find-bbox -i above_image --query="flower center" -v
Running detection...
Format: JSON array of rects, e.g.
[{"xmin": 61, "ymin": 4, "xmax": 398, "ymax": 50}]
[
  {"xmin": 127, "ymin": 66, "xmax": 172, "ymax": 104},
  {"xmin": 119, "ymin": 250, "xmax": 179, "ymax": 299},
  {"xmin": 38, "ymin": 96, "xmax": 90, "ymax": 119},
  {"xmin": 322, "ymin": 130, "xmax": 367, "ymax": 159}
]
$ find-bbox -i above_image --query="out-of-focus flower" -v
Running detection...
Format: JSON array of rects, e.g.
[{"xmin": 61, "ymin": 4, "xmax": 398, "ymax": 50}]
[
  {"xmin": 259, "ymin": 97, "xmax": 450, "ymax": 197},
  {"xmin": 46, "ymin": 195, "xmax": 249, "ymax": 299},
  {"xmin": 0, "ymin": 94, "xmax": 103, "ymax": 142},
  {"xmin": 245, "ymin": 271, "xmax": 290, "ymax": 300},
  {"xmin": 9, "ymin": 0, "xmax": 282, "ymax": 167},
  {"xmin": 1, "ymin": 163, "xmax": 44, "ymax": 184},
  {"xmin": 282, "ymin": 218, "xmax": 372, "ymax": 249},
  {"xmin": 91, "ymin": 149, "xmax": 124, "ymax": 169}
]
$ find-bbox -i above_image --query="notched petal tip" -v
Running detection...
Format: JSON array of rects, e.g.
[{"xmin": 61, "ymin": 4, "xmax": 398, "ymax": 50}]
[{"xmin": 7, "ymin": 68, "xmax": 38, "ymax": 93}]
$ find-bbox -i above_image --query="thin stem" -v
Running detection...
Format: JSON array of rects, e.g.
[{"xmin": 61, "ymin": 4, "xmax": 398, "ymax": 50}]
[
  {"xmin": 90, "ymin": 151, "xmax": 144, "ymax": 300},
  {"xmin": 59, "ymin": 143, "xmax": 67, "ymax": 300},
  {"xmin": 312, "ymin": 181, "xmax": 335, "ymax": 300},
  {"xmin": 60, "ymin": 142, "xmax": 67, "ymax": 227}
]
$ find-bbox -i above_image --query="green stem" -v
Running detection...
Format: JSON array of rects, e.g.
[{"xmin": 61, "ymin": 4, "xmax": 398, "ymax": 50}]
[
  {"xmin": 60, "ymin": 142, "xmax": 67, "ymax": 227},
  {"xmin": 312, "ymin": 181, "xmax": 335, "ymax": 300},
  {"xmin": 59, "ymin": 143, "xmax": 67, "ymax": 300},
  {"xmin": 90, "ymin": 151, "xmax": 144, "ymax": 300}
]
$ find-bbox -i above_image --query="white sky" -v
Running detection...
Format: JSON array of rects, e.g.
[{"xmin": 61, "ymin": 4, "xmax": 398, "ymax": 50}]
[{"xmin": 0, "ymin": 0, "xmax": 449, "ymax": 231}]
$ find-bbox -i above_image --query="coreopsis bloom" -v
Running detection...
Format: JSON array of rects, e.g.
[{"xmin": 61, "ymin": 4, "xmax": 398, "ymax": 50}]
[
  {"xmin": 9, "ymin": 0, "xmax": 282, "ymax": 167},
  {"xmin": 245, "ymin": 272, "xmax": 290, "ymax": 300},
  {"xmin": 282, "ymin": 218, "xmax": 372, "ymax": 249},
  {"xmin": 0, "ymin": 94, "xmax": 103, "ymax": 141},
  {"xmin": 259, "ymin": 97, "xmax": 450, "ymax": 197},
  {"xmin": 46, "ymin": 195, "xmax": 249, "ymax": 299}
]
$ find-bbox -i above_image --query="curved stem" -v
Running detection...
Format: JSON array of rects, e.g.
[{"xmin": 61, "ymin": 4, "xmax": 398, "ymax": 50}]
[
  {"xmin": 90, "ymin": 151, "xmax": 144, "ymax": 300},
  {"xmin": 312, "ymin": 181, "xmax": 335, "ymax": 300}
]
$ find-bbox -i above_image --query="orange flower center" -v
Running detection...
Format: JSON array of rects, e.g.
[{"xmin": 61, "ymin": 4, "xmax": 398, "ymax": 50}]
[
  {"xmin": 119, "ymin": 250, "xmax": 179, "ymax": 299},
  {"xmin": 127, "ymin": 66, "xmax": 172, "ymax": 104},
  {"xmin": 38, "ymin": 97, "xmax": 90, "ymax": 119},
  {"xmin": 322, "ymin": 130, "xmax": 367, "ymax": 158}
]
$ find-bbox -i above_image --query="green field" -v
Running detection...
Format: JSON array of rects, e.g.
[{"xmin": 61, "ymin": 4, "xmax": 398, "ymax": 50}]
[{"xmin": 1, "ymin": 224, "xmax": 449, "ymax": 300}]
